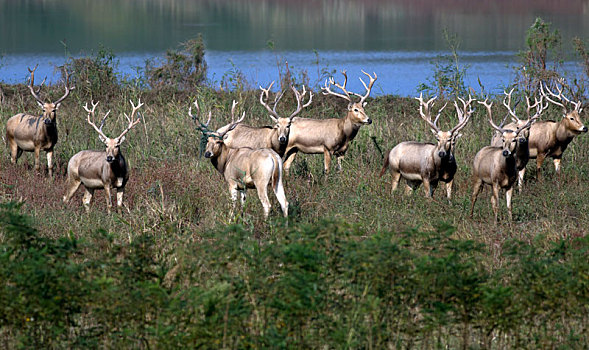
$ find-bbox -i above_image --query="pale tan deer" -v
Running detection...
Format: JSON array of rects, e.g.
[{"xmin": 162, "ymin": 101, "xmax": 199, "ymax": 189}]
[
  {"xmin": 282, "ymin": 70, "xmax": 377, "ymax": 174},
  {"xmin": 380, "ymin": 94, "xmax": 473, "ymax": 199},
  {"xmin": 63, "ymin": 100, "xmax": 143, "ymax": 212},
  {"xmin": 6, "ymin": 65, "xmax": 74, "ymax": 176},
  {"xmin": 520, "ymin": 82, "xmax": 588, "ymax": 180},
  {"xmin": 470, "ymin": 100, "xmax": 535, "ymax": 222},
  {"xmin": 190, "ymin": 100, "xmax": 288, "ymax": 219},
  {"xmin": 490, "ymin": 89, "xmax": 547, "ymax": 191},
  {"xmin": 222, "ymin": 82, "xmax": 313, "ymax": 156}
]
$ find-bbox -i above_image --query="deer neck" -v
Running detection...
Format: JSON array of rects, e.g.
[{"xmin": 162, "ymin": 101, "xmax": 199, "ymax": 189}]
[
  {"xmin": 210, "ymin": 144, "xmax": 231, "ymax": 174},
  {"xmin": 108, "ymin": 153, "xmax": 127, "ymax": 178},
  {"xmin": 556, "ymin": 120, "xmax": 576, "ymax": 144},
  {"xmin": 343, "ymin": 113, "xmax": 361, "ymax": 139}
]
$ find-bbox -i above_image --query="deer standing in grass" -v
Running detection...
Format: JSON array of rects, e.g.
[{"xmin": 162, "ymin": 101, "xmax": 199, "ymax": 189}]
[
  {"xmin": 490, "ymin": 89, "xmax": 547, "ymax": 191},
  {"xmin": 6, "ymin": 65, "xmax": 74, "ymax": 176},
  {"xmin": 380, "ymin": 94, "xmax": 473, "ymax": 199},
  {"xmin": 190, "ymin": 100, "xmax": 288, "ymax": 219},
  {"xmin": 222, "ymin": 82, "xmax": 313, "ymax": 156},
  {"xmin": 63, "ymin": 100, "xmax": 143, "ymax": 212},
  {"xmin": 470, "ymin": 100, "xmax": 535, "ymax": 222},
  {"xmin": 282, "ymin": 70, "xmax": 377, "ymax": 174},
  {"xmin": 520, "ymin": 82, "xmax": 588, "ymax": 180}
]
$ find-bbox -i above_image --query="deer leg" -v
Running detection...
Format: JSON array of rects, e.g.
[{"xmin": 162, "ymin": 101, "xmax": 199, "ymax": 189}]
[
  {"xmin": 423, "ymin": 179, "xmax": 432, "ymax": 198},
  {"xmin": 390, "ymin": 171, "xmax": 401, "ymax": 194},
  {"xmin": 491, "ymin": 184, "xmax": 500, "ymax": 223},
  {"xmin": 323, "ymin": 148, "xmax": 332, "ymax": 174},
  {"xmin": 116, "ymin": 188, "xmax": 125, "ymax": 208},
  {"xmin": 283, "ymin": 150, "xmax": 297, "ymax": 175},
  {"xmin": 8, "ymin": 140, "xmax": 20, "ymax": 164},
  {"xmin": 446, "ymin": 179, "xmax": 454, "ymax": 200},
  {"xmin": 46, "ymin": 151, "xmax": 54, "ymax": 177},
  {"xmin": 104, "ymin": 185, "xmax": 113, "ymax": 213},
  {"xmin": 470, "ymin": 179, "xmax": 483, "ymax": 218},
  {"xmin": 553, "ymin": 158, "xmax": 561, "ymax": 174},
  {"xmin": 33, "ymin": 147, "xmax": 41, "ymax": 173},
  {"xmin": 256, "ymin": 184, "xmax": 271, "ymax": 219},
  {"xmin": 536, "ymin": 154, "xmax": 546, "ymax": 181},
  {"xmin": 239, "ymin": 190, "xmax": 246, "ymax": 206},
  {"xmin": 336, "ymin": 155, "xmax": 344, "ymax": 172},
  {"xmin": 517, "ymin": 168, "xmax": 526, "ymax": 193},
  {"xmin": 506, "ymin": 187, "xmax": 513, "ymax": 222},
  {"xmin": 229, "ymin": 184, "xmax": 238, "ymax": 218},
  {"xmin": 63, "ymin": 178, "xmax": 81, "ymax": 203},
  {"xmin": 83, "ymin": 188, "xmax": 94, "ymax": 212}
]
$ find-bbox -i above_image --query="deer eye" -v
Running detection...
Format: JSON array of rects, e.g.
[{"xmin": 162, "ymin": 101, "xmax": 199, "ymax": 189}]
[
  {"xmin": 570, "ymin": 117, "xmax": 575, "ymax": 121},
  {"xmin": 354, "ymin": 108, "xmax": 359, "ymax": 112}
]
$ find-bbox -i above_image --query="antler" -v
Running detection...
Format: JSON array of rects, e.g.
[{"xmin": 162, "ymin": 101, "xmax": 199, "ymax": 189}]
[
  {"xmin": 502, "ymin": 88, "xmax": 520, "ymax": 123},
  {"xmin": 27, "ymin": 65, "xmax": 46, "ymax": 106},
  {"xmin": 259, "ymin": 81, "xmax": 285, "ymax": 122},
  {"xmin": 415, "ymin": 93, "xmax": 446, "ymax": 134},
  {"xmin": 84, "ymin": 100, "xmax": 110, "ymax": 141},
  {"xmin": 117, "ymin": 99, "xmax": 143, "ymax": 141},
  {"xmin": 289, "ymin": 85, "xmax": 313, "ymax": 119},
  {"xmin": 478, "ymin": 99, "xmax": 504, "ymax": 133},
  {"xmin": 451, "ymin": 95, "xmax": 475, "ymax": 134},
  {"xmin": 322, "ymin": 70, "xmax": 353, "ymax": 102},
  {"xmin": 540, "ymin": 81, "xmax": 582, "ymax": 114},
  {"xmin": 217, "ymin": 100, "xmax": 246, "ymax": 138},
  {"xmin": 54, "ymin": 66, "xmax": 75, "ymax": 105},
  {"xmin": 356, "ymin": 70, "xmax": 377, "ymax": 104},
  {"xmin": 188, "ymin": 99, "xmax": 212, "ymax": 133}
]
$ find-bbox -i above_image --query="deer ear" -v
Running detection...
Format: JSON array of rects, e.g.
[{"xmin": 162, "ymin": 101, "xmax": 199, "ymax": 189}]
[
  {"xmin": 99, "ymin": 135, "xmax": 108, "ymax": 144},
  {"xmin": 55, "ymin": 102, "xmax": 61, "ymax": 109},
  {"xmin": 117, "ymin": 136, "xmax": 126, "ymax": 145},
  {"xmin": 431, "ymin": 129, "xmax": 439, "ymax": 137},
  {"xmin": 363, "ymin": 102, "xmax": 367, "ymax": 107},
  {"xmin": 347, "ymin": 103, "xmax": 353, "ymax": 111},
  {"xmin": 36, "ymin": 101, "xmax": 44, "ymax": 108}
]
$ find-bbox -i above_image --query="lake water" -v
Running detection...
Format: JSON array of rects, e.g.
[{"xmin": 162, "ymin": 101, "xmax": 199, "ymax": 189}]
[{"xmin": 1, "ymin": 0, "xmax": 588, "ymax": 96}]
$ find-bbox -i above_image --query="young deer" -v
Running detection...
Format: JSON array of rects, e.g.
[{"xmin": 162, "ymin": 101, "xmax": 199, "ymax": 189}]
[
  {"xmin": 490, "ymin": 89, "xmax": 547, "ymax": 191},
  {"xmin": 471, "ymin": 100, "xmax": 535, "ymax": 222},
  {"xmin": 380, "ymin": 94, "xmax": 473, "ymax": 199},
  {"xmin": 6, "ymin": 65, "xmax": 74, "ymax": 176},
  {"xmin": 222, "ymin": 82, "xmax": 313, "ymax": 156},
  {"xmin": 63, "ymin": 100, "xmax": 143, "ymax": 212},
  {"xmin": 282, "ymin": 70, "xmax": 377, "ymax": 174},
  {"xmin": 190, "ymin": 100, "xmax": 288, "ymax": 219}
]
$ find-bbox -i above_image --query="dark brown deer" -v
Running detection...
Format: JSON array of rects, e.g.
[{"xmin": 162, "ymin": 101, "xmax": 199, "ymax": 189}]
[
  {"xmin": 282, "ymin": 70, "xmax": 377, "ymax": 174},
  {"xmin": 190, "ymin": 100, "xmax": 289, "ymax": 219},
  {"xmin": 63, "ymin": 100, "xmax": 143, "ymax": 212},
  {"xmin": 6, "ymin": 65, "xmax": 74, "ymax": 176},
  {"xmin": 380, "ymin": 94, "xmax": 473, "ymax": 199}
]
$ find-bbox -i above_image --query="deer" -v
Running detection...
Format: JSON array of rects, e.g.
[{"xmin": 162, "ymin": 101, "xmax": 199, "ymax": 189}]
[
  {"xmin": 379, "ymin": 94, "xmax": 473, "ymax": 199},
  {"xmin": 222, "ymin": 82, "xmax": 313, "ymax": 156},
  {"xmin": 518, "ymin": 82, "xmax": 588, "ymax": 180},
  {"xmin": 5, "ymin": 65, "xmax": 74, "ymax": 176},
  {"xmin": 490, "ymin": 89, "xmax": 547, "ymax": 191},
  {"xmin": 470, "ymin": 99, "xmax": 535, "ymax": 223},
  {"xmin": 189, "ymin": 99, "xmax": 289, "ymax": 219},
  {"xmin": 63, "ymin": 100, "xmax": 143, "ymax": 212},
  {"xmin": 282, "ymin": 70, "xmax": 377, "ymax": 174}
]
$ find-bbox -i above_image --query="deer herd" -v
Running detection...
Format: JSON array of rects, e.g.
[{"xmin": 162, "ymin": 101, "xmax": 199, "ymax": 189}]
[{"xmin": 3, "ymin": 67, "xmax": 588, "ymax": 222}]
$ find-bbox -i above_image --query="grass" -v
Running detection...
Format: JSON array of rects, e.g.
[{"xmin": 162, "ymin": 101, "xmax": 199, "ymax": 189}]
[{"xmin": 0, "ymin": 81, "xmax": 588, "ymax": 348}]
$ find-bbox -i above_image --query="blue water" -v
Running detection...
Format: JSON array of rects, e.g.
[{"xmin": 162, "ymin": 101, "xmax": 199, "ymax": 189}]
[{"xmin": 3, "ymin": 50, "xmax": 567, "ymax": 97}]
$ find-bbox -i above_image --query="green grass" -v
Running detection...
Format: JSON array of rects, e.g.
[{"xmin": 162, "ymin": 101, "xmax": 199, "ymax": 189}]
[{"xmin": 1, "ymin": 82, "xmax": 588, "ymax": 348}]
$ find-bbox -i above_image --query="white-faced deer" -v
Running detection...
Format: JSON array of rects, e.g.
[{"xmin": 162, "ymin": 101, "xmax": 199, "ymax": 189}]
[
  {"xmin": 470, "ymin": 100, "xmax": 535, "ymax": 222},
  {"xmin": 63, "ymin": 100, "xmax": 143, "ymax": 212},
  {"xmin": 521, "ymin": 82, "xmax": 588, "ymax": 180},
  {"xmin": 490, "ymin": 89, "xmax": 547, "ymax": 191},
  {"xmin": 6, "ymin": 65, "xmax": 74, "ymax": 176},
  {"xmin": 190, "ymin": 100, "xmax": 288, "ymax": 219},
  {"xmin": 222, "ymin": 82, "xmax": 313, "ymax": 156},
  {"xmin": 380, "ymin": 94, "xmax": 473, "ymax": 199},
  {"xmin": 282, "ymin": 70, "xmax": 377, "ymax": 174}
]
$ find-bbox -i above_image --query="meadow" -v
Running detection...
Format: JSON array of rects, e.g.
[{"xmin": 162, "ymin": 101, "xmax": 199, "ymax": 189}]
[{"xmin": 0, "ymin": 30, "xmax": 588, "ymax": 348}]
